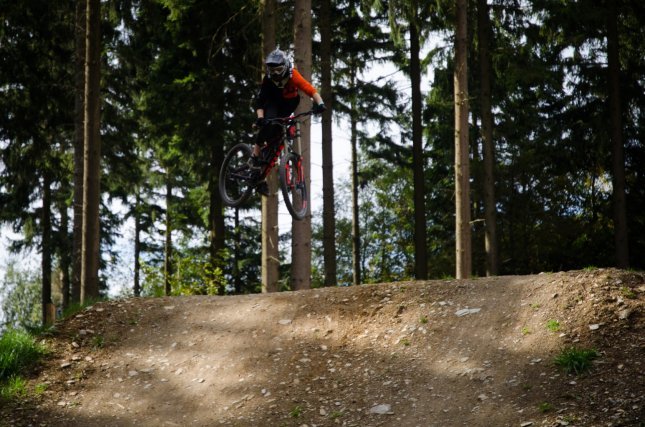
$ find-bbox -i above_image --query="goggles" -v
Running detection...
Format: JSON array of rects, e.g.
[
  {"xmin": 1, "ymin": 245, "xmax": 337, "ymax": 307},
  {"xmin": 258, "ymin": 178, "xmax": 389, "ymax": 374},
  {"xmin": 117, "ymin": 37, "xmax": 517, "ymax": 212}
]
[{"xmin": 268, "ymin": 64, "xmax": 286, "ymax": 77}]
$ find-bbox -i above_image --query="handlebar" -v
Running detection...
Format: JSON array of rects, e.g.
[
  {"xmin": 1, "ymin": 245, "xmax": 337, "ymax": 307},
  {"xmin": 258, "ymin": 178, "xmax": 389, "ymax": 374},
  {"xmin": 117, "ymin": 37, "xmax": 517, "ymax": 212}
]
[{"xmin": 265, "ymin": 109, "xmax": 316, "ymax": 125}]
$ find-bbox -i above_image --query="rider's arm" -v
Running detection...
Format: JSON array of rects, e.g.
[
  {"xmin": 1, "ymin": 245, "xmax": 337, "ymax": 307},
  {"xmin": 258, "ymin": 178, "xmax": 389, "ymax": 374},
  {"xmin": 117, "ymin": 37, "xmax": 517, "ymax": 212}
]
[{"xmin": 291, "ymin": 69, "xmax": 319, "ymax": 99}]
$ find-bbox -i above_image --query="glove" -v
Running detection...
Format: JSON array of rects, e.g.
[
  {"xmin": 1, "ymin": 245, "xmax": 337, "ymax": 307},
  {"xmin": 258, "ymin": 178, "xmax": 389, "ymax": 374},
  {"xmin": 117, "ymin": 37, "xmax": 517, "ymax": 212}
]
[
  {"xmin": 255, "ymin": 117, "xmax": 268, "ymax": 128},
  {"xmin": 313, "ymin": 103, "xmax": 327, "ymax": 114}
]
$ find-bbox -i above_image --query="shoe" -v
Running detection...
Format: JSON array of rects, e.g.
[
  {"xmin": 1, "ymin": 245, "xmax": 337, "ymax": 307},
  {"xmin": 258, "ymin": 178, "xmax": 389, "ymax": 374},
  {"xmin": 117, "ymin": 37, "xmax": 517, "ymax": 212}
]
[
  {"xmin": 256, "ymin": 181, "xmax": 270, "ymax": 197},
  {"xmin": 247, "ymin": 156, "xmax": 263, "ymax": 181},
  {"xmin": 248, "ymin": 155, "xmax": 262, "ymax": 169}
]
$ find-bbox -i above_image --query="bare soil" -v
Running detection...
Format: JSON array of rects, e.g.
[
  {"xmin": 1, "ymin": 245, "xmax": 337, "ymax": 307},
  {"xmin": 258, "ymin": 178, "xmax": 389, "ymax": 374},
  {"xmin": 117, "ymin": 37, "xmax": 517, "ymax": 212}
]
[{"xmin": 3, "ymin": 268, "xmax": 644, "ymax": 427}]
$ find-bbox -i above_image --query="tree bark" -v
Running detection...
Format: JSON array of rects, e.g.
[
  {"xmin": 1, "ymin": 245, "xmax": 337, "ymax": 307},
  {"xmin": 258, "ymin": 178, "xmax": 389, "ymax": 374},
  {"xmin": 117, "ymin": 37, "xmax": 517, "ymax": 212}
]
[
  {"xmin": 454, "ymin": 0, "xmax": 472, "ymax": 279},
  {"xmin": 261, "ymin": 0, "xmax": 280, "ymax": 293},
  {"xmin": 320, "ymin": 0, "xmax": 337, "ymax": 286},
  {"xmin": 80, "ymin": 0, "xmax": 101, "ymax": 303},
  {"xmin": 41, "ymin": 170, "xmax": 53, "ymax": 326},
  {"xmin": 409, "ymin": 0, "xmax": 427, "ymax": 280},
  {"xmin": 72, "ymin": 0, "xmax": 86, "ymax": 305},
  {"xmin": 59, "ymin": 197, "xmax": 71, "ymax": 309},
  {"xmin": 209, "ymin": 60, "xmax": 226, "ymax": 287},
  {"xmin": 477, "ymin": 0, "xmax": 499, "ymax": 276},
  {"xmin": 607, "ymin": 1, "xmax": 629, "ymax": 268},
  {"xmin": 133, "ymin": 192, "xmax": 141, "ymax": 297},
  {"xmin": 291, "ymin": 0, "xmax": 313, "ymax": 290},
  {"xmin": 164, "ymin": 177, "xmax": 173, "ymax": 296},
  {"xmin": 350, "ymin": 63, "xmax": 361, "ymax": 286}
]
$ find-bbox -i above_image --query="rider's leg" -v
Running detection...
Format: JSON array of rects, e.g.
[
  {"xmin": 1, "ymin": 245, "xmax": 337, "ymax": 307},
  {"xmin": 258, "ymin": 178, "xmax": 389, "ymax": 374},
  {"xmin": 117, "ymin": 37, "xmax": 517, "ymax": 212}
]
[{"xmin": 253, "ymin": 104, "xmax": 279, "ymax": 160}]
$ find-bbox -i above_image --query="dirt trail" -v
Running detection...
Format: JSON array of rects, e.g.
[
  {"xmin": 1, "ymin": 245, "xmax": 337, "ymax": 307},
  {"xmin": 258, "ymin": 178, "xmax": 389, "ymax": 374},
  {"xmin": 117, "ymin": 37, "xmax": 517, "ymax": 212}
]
[{"xmin": 4, "ymin": 269, "xmax": 644, "ymax": 426}]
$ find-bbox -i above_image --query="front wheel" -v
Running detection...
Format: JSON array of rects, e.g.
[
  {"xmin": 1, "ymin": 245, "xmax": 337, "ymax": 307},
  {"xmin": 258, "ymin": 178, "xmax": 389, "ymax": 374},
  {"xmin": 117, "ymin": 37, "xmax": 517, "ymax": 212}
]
[
  {"xmin": 279, "ymin": 152, "xmax": 309, "ymax": 220},
  {"xmin": 219, "ymin": 143, "xmax": 254, "ymax": 207}
]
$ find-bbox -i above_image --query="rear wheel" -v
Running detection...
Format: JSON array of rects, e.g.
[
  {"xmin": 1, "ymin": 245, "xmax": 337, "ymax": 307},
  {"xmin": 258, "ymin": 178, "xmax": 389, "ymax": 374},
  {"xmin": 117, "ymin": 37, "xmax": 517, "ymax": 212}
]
[
  {"xmin": 279, "ymin": 152, "xmax": 308, "ymax": 220},
  {"xmin": 219, "ymin": 143, "xmax": 255, "ymax": 207}
]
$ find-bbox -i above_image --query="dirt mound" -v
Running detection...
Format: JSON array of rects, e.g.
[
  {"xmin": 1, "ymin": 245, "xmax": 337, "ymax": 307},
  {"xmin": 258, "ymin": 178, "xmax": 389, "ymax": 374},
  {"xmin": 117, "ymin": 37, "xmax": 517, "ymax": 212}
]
[{"xmin": 4, "ymin": 268, "xmax": 644, "ymax": 427}]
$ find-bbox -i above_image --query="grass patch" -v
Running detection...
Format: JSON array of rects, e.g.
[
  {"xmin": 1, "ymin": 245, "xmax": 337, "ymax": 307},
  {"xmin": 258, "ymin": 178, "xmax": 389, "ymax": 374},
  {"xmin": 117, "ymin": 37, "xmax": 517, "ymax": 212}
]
[
  {"xmin": 34, "ymin": 382, "xmax": 48, "ymax": 395},
  {"xmin": 289, "ymin": 405, "xmax": 303, "ymax": 418},
  {"xmin": 61, "ymin": 297, "xmax": 105, "ymax": 320},
  {"xmin": 329, "ymin": 410, "xmax": 343, "ymax": 420},
  {"xmin": 538, "ymin": 402, "xmax": 553, "ymax": 413},
  {"xmin": 554, "ymin": 347, "xmax": 598, "ymax": 375},
  {"xmin": 620, "ymin": 286, "xmax": 636, "ymax": 299},
  {"xmin": 0, "ymin": 375, "xmax": 28, "ymax": 399},
  {"xmin": 0, "ymin": 329, "xmax": 47, "ymax": 381},
  {"xmin": 546, "ymin": 320, "xmax": 561, "ymax": 332},
  {"xmin": 91, "ymin": 335, "xmax": 105, "ymax": 349}
]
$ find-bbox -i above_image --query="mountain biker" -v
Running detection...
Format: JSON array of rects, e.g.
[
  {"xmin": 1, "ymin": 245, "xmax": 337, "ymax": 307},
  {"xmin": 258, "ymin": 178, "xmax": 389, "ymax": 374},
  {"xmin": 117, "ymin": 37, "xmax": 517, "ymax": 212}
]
[{"xmin": 250, "ymin": 48, "xmax": 326, "ymax": 196}]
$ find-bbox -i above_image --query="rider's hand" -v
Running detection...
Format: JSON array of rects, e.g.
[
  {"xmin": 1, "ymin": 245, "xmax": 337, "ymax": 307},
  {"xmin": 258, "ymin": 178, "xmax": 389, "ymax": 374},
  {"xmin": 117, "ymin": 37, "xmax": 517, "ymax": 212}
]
[
  {"xmin": 254, "ymin": 117, "xmax": 268, "ymax": 128},
  {"xmin": 313, "ymin": 103, "xmax": 327, "ymax": 114}
]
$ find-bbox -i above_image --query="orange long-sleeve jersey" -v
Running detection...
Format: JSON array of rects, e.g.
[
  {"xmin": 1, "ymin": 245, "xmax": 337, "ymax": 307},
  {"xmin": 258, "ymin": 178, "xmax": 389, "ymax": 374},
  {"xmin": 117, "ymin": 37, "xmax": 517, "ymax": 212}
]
[{"xmin": 254, "ymin": 68, "xmax": 318, "ymax": 111}]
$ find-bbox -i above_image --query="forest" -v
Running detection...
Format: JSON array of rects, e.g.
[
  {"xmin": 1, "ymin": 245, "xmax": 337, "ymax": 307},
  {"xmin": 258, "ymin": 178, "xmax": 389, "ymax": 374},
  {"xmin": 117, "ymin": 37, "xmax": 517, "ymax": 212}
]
[{"xmin": 1, "ymin": 0, "xmax": 644, "ymax": 329}]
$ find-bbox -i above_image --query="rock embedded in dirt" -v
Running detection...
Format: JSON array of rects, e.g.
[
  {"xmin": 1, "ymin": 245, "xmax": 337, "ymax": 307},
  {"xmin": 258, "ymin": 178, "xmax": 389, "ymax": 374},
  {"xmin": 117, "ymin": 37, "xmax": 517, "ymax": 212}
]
[{"xmin": 369, "ymin": 403, "xmax": 393, "ymax": 415}]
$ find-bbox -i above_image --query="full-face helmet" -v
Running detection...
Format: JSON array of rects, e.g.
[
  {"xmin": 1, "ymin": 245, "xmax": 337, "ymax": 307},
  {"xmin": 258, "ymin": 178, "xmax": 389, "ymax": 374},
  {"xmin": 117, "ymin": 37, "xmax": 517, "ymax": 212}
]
[{"xmin": 265, "ymin": 49, "xmax": 292, "ymax": 87}]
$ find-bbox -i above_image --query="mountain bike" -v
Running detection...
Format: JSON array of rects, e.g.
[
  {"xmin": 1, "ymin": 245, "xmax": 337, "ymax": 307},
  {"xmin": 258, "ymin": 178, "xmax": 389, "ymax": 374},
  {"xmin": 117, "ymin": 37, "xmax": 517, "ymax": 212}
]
[{"xmin": 218, "ymin": 109, "xmax": 314, "ymax": 221}]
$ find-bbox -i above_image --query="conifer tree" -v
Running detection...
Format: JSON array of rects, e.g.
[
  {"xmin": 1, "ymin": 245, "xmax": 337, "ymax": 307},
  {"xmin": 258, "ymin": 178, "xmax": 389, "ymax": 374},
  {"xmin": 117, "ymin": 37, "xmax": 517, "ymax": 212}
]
[{"xmin": 291, "ymin": 0, "xmax": 314, "ymax": 290}]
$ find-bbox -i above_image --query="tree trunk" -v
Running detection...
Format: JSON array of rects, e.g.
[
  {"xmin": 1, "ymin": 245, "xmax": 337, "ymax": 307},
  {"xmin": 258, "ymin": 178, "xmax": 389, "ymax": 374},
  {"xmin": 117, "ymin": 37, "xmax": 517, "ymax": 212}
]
[
  {"xmin": 209, "ymin": 66, "xmax": 226, "ymax": 285},
  {"xmin": 261, "ymin": 0, "xmax": 280, "ymax": 293},
  {"xmin": 164, "ymin": 177, "xmax": 173, "ymax": 296},
  {"xmin": 234, "ymin": 208, "xmax": 243, "ymax": 293},
  {"xmin": 477, "ymin": 0, "xmax": 499, "ymax": 276},
  {"xmin": 59, "ymin": 197, "xmax": 71, "ymax": 310},
  {"xmin": 72, "ymin": 0, "xmax": 86, "ymax": 305},
  {"xmin": 409, "ymin": 0, "xmax": 427, "ymax": 280},
  {"xmin": 133, "ymin": 192, "xmax": 141, "ymax": 297},
  {"xmin": 320, "ymin": 0, "xmax": 337, "ymax": 287},
  {"xmin": 607, "ymin": 1, "xmax": 629, "ymax": 268},
  {"xmin": 80, "ymin": 0, "xmax": 101, "ymax": 303},
  {"xmin": 350, "ymin": 63, "xmax": 361, "ymax": 286},
  {"xmin": 41, "ymin": 171, "xmax": 54, "ymax": 326},
  {"xmin": 291, "ymin": 0, "xmax": 313, "ymax": 290},
  {"xmin": 454, "ymin": 0, "xmax": 472, "ymax": 279}
]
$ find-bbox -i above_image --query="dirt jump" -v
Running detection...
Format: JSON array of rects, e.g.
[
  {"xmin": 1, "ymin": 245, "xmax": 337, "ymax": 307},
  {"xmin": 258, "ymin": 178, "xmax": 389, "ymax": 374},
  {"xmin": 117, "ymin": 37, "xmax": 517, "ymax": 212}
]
[{"xmin": 4, "ymin": 268, "xmax": 644, "ymax": 426}]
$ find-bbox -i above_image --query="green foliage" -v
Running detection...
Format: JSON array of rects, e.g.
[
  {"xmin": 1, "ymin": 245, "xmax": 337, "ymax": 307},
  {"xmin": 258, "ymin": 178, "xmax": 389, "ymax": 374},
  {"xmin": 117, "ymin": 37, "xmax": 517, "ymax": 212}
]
[
  {"xmin": 546, "ymin": 320, "xmax": 561, "ymax": 332},
  {"xmin": 0, "ymin": 329, "xmax": 47, "ymax": 382},
  {"xmin": 554, "ymin": 347, "xmax": 598, "ymax": 375},
  {"xmin": 141, "ymin": 249, "xmax": 226, "ymax": 296},
  {"xmin": 0, "ymin": 263, "xmax": 41, "ymax": 332},
  {"xmin": 0, "ymin": 375, "xmax": 28, "ymax": 400},
  {"xmin": 91, "ymin": 335, "xmax": 105, "ymax": 350},
  {"xmin": 620, "ymin": 286, "xmax": 636, "ymax": 299},
  {"xmin": 289, "ymin": 405, "xmax": 303, "ymax": 418},
  {"xmin": 169, "ymin": 253, "xmax": 226, "ymax": 296},
  {"xmin": 329, "ymin": 410, "xmax": 344, "ymax": 420}
]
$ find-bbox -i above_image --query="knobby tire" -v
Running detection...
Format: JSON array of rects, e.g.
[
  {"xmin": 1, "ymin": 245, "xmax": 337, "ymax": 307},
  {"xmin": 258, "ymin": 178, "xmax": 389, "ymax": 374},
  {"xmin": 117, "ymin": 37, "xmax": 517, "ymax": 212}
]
[
  {"xmin": 219, "ymin": 143, "xmax": 254, "ymax": 207},
  {"xmin": 279, "ymin": 152, "xmax": 308, "ymax": 220}
]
